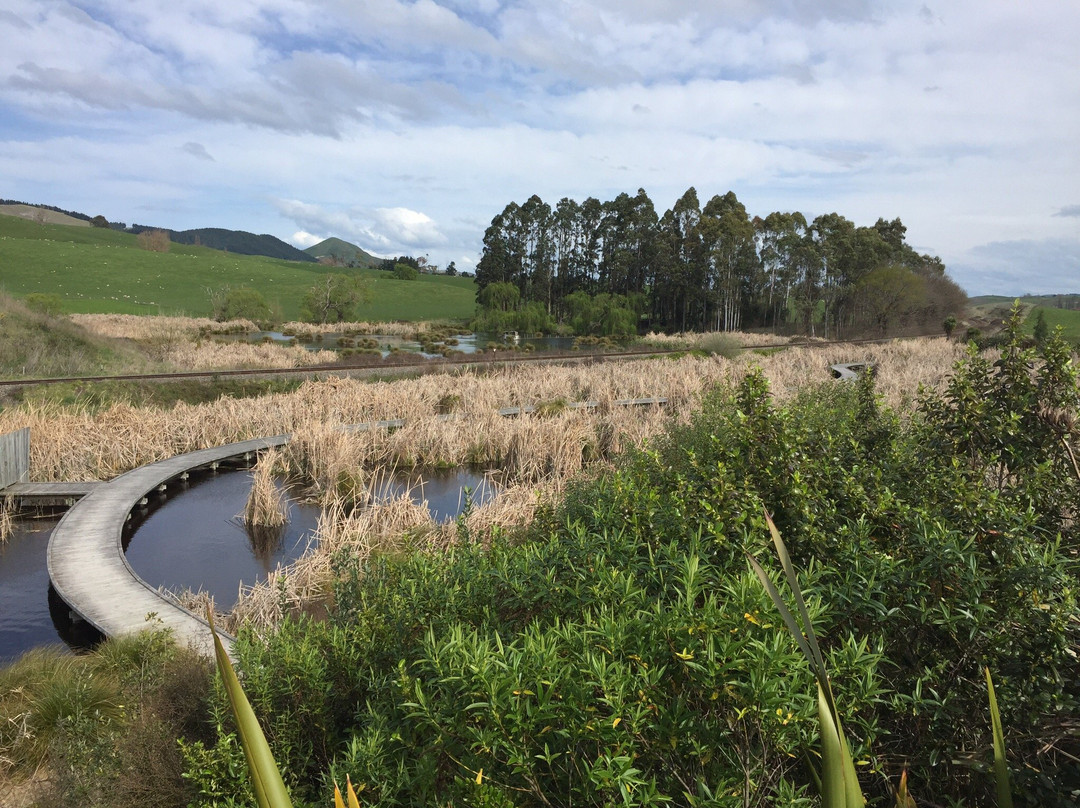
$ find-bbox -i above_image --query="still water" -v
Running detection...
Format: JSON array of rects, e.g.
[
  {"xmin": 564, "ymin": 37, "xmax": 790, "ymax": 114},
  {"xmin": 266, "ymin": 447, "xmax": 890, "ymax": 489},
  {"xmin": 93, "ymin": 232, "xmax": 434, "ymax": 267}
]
[
  {"xmin": 124, "ymin": 466, "xmax": 498, "ymax": 608},
  {"xmin": 0, "ymin": 467, "xmax": 497, "ymax": 662},
  {"xmin": 0, "ymin": 518, "xmax": 102, "ymax": 664}
]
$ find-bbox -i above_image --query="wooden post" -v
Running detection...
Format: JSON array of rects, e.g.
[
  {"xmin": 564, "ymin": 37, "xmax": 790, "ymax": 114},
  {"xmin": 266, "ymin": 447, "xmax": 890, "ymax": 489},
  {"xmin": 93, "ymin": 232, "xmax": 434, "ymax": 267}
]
[{"xmin": 0, "ymin": 427, "xmax": 30, "ymax": 489}]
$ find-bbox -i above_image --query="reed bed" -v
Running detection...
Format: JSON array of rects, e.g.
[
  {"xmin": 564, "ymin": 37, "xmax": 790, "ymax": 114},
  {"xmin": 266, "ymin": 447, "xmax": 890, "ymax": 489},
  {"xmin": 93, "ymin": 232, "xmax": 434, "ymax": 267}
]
[
  {"xmin": 226, "ymin": 492, "xmax": 437, "ymax": 635},
  {"xmin": 163, "ymin": 340, "xmax": 338, "ymax": 371},
  {"xmin": 279, "ymin": 320, "xmax": 437, "ymax": 338},
  {"xmin": 640, "ymin": 329, "xmax": 800, "ymax": 349},
  {"xmin": 0, "ymin": 339, "xmax": 968, "ymax": 483},
  {"xmin": 70, "ymin": 314, "xmax": 258, "ymax": 339},
  {"xmin": 228, "ymin": 476, "xmax": 563, "ymax": 634},
  {"xmin": 242, "ymin": 450, "xmax": 289, "ymax": 528}
]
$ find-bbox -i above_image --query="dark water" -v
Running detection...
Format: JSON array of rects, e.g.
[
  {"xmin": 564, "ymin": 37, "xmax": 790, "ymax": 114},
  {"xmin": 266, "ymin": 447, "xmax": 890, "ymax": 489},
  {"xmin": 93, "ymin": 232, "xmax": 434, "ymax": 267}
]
[
  {"xmin": 123, "ymin": 471, "xmax": 321, "ymax": 608},
  {"xmin": 0, "ymin": 467, "xmax": 497, "ymax": 661},
  {"xmin": 0, "ymin": 517, "xmax": 102, "ymax": 664},
  {"xmin": 124, "ymin": 467, "xmax": 497, "ymax": 608}
]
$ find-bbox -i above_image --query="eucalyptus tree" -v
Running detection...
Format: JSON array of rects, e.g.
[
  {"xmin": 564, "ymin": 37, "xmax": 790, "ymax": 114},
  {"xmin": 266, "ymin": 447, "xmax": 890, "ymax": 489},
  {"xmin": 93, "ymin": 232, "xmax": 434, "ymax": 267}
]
[
  {"xmin": 654, "ymin": 187, "xmax": 704, "ymax": 331},
  {"xmin": 756, "ymin": 211, "xmax": 809, "ymax": 328},
  {"xmin": 699, "ymin": 191, "xmax": 759, "ymax": 331}
]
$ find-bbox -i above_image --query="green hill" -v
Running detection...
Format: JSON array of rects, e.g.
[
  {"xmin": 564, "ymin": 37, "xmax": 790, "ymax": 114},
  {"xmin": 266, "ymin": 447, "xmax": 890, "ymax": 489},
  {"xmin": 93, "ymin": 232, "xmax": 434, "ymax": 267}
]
[
  {"xmin": 304, "ymin": 237, "xmax": 381, "ymax": 268},
  {"xmin": 125, "ymin": 225, "xmax": 316, "ymax": 262},
  {"xmin": 0, "ymin": 213, "xmax": 477, "ymax": 322}
]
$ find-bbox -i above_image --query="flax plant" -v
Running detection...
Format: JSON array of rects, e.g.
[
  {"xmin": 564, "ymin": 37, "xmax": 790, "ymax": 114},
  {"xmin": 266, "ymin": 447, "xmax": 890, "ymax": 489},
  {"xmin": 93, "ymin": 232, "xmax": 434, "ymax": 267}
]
[
  {"xmin": 209, "ymin": 608, "xmax": 363, "ymax": 808},
  {"xmin": 748, "ymin": 512, "xmax": 865, "ymax": 808}
]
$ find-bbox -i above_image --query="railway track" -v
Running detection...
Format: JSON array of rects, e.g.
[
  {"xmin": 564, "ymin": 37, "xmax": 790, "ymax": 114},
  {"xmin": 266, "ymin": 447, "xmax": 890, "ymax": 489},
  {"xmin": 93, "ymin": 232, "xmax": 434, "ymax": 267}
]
[{"xmin": 0, "ymin": 333, "xmax": 930, "ymax": 390}]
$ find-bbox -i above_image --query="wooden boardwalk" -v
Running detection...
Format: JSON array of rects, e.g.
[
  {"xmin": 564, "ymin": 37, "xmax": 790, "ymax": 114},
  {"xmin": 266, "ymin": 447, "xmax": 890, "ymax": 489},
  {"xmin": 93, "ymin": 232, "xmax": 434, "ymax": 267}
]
[
  {"xmin": 5, "ymin": 481, "xmax": 107, "ymax": 507},
  {"xmin": 47, "ymin": 436, "xmax": 288, "ymax": 657},
  {"xmin": 42, "ymin": 396, "xmax": 673, "ymax": 658}
]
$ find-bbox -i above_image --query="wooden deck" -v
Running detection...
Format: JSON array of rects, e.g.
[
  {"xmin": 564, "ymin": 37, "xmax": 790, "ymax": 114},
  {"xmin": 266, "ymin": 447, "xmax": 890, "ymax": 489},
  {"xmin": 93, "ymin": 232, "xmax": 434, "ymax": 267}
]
[
  {"xmin": 42, "ymin": 396, "xmax": 673, "ymax": 659},
  {"xmin": 5, "ymin": 481, "xmax": 107, "ymax": 507},
  {"xmin": 47, "ymin": 436, "xmax": 288, "ymax": 657}
]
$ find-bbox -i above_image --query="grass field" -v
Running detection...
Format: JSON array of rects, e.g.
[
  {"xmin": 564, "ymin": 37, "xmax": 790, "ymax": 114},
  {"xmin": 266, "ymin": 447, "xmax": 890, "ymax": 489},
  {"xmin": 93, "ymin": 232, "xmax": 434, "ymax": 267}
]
[
  {"xmin": 1025, "ymin": 305, "xmax": 1080, "ymax": 342},
  {"xmin": 0, "ymin": 214, "xmax": 477, "ymax": 322}
]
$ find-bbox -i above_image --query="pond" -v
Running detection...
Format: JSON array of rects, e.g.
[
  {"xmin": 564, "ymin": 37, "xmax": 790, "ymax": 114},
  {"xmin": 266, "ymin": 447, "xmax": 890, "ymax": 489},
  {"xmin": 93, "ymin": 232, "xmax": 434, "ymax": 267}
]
[
  {"xmin": 0, "ymin": 517, "xmax": 102, "ymax": 664},
  {"xmin": 124, "ymin": 465, "xmax": 498, "ymax": 607},
  {"xmin": 0, "ymin": 466, "xmax": 498, "ymax": 662}
]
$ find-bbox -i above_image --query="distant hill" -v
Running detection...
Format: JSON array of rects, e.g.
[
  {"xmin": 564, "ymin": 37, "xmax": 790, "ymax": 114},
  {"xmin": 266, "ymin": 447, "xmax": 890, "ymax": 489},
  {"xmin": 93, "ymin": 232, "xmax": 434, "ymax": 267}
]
[
  {"xmin": 128, "ymin": 225, "xmax": 316, "ymax": 263},
  {"xmin": 0, "ymin": 203, "xmax": 91, "ymax": 227},
  {"xmin": 304, "ymin": 237, "xmax": 381, "ymax": 268}
]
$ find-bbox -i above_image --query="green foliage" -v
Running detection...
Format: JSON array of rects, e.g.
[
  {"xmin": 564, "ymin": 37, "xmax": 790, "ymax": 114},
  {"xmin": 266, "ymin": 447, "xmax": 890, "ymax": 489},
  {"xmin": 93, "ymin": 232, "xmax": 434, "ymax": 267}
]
[
  {"xmin": 392, "ymin": 263, "xmax": 419, "ymax": 281},
  {"xmin": 300, "ymin": 274, "xmax": 372, "ymax": 323},
  {"xmin": 477, "ymin": 281, "xmax": 520, "ymax": 312},
  {"xmin": 186, "ymin": 342, "xmax": 1080, "ymax": 807},
  {"xmin": 212, "ymin": 286, "xmax": 273, "ymax": 322},
  {"xmin": 562, "ymin": 291, "xmax": 643, "ymax": 336},
  {"xmin": 471, "ymin": 300, "xmax": 553, "ymax": 335},
  {"xmin": 23, "ymin": 291, "xmax": 65, "ymax": 316},
  {"xmin": 1, "ymin": 631, "xmax": 214, "ymax": 808},
  {"xmin": 1032, "ymin": 308, "xmax": 1049, "ymax": 345}
]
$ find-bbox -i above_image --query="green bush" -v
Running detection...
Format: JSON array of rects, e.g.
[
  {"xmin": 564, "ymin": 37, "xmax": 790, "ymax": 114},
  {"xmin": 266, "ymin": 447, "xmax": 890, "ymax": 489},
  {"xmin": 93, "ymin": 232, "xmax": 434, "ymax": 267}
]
[
  {"xmin": 23, "ymin": 292, "xmax": 65, "ymax": 316},
  {"xmin": 186, "ymin": 312, "xmax": 1080, "ymax": 806}
]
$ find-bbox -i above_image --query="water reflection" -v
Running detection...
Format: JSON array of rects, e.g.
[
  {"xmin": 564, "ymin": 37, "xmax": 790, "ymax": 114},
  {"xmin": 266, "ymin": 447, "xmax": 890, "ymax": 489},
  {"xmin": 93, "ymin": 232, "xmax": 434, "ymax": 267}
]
[
  {"xmin": 125, "ymin": 466, "xmax": 497, "ymax": 609},
  {"xmin": 0, "ymin": 516, "xmax": 102, "ymax": 663}
]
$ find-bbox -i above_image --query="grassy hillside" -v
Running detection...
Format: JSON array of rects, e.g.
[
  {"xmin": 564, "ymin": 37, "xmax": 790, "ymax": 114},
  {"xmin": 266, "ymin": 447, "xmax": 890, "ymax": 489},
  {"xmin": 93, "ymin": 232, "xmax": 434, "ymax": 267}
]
[
  {"xmin": 0, "ymin": 214, "xmax": 477, "ymax": 321},
  {"xmin": 1026, "ymin": 305, "xmax": 1080, "ymax": 342},
  {"xmin": 304, "ymin": 237, "xmax": 381, "ymax": 268}
]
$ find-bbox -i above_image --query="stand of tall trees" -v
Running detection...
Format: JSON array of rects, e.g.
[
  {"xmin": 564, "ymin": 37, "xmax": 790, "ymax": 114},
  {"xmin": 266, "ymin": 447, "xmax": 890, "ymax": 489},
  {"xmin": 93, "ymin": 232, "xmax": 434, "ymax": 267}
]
[{"xmin": 475, "ymin": 188, "xmax": 965, "ymax": 336}]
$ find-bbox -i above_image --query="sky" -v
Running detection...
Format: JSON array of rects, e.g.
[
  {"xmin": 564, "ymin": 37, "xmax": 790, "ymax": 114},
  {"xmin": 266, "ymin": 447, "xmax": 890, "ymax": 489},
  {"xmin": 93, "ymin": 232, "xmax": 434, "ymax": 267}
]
[{"xmin": 1, "ymin": 1, "xmax": 1077, "ymax": 295}]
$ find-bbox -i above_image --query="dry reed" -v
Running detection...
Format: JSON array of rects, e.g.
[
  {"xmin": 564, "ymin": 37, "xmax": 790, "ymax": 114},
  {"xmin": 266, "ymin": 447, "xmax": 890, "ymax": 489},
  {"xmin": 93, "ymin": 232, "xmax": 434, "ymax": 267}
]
[
  {"xmin": 0, "ymin": 500, "xmax": 13, "ymax": 544},
  {"xmin": 0, "ymin": 338, "xmax": 970, "ymax": 485},
  {"xmin": 640, "ymin": 329, "xmax": 799, "ymax": 349},
  {"xmin": 70, "ymin": 314, "xmax": 258, "ymax": 340},
  {"xmin": 241, "ymin": 450, "xmax": 289, "ymax": 528},
  {"xmin": 227, "ymin": 491, "xmax": 436, "ymax": 635},
  {"xmin": 163, "ymin": 340, "xmax": 338, "ymax": 371},
  {"xmin": 279, "ymin": 320, "xmax": 438, "ymax": 338}
]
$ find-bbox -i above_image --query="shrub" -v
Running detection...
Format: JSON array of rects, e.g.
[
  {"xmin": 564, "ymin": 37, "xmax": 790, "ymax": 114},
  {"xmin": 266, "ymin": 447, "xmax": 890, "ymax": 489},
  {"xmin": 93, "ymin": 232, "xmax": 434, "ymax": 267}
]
[
  {"xmin": 186, "ymin": 330, "xmax": 1080, "ymax": 807},
  {"xmin": 136, "ymin": 229, "xmax": 171, "ymax": 252},
  {"xmin": 23, "ymin": 292, "xmax": 65, "ymax": 317}
]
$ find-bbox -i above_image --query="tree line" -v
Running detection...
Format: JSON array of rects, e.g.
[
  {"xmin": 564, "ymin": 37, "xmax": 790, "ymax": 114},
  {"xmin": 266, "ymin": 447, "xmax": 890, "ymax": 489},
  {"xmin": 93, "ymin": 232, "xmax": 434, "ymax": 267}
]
[{"xmin": 475, "ymin": 188, "xmax": 965, "ymax": 336}]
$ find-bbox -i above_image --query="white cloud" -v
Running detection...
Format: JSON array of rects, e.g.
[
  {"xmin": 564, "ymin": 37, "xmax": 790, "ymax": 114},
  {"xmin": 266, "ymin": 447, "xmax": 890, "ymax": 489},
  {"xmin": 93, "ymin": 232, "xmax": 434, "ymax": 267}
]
[
  {"xmin": 291, "ymin": 230, "xmax": 323, "ymax": 248},
  {"xmin": 0, "ymin": 0, "xmax": 1078, "ymax": 291}
]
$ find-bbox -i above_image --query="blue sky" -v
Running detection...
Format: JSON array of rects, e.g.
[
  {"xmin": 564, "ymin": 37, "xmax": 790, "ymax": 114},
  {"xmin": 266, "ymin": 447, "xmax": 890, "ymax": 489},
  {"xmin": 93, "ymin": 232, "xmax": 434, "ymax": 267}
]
[{"xmin": 1, "ymin": 0, "xmax": 1077, "ymax": 294}]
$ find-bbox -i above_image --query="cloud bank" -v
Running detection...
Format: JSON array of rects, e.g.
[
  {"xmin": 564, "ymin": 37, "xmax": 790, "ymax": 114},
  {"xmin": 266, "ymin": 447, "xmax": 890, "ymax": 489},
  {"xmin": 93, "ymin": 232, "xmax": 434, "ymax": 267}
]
[{"xmin": 0, "ymin": 0, "xmax": 1077, "ymax": 290}]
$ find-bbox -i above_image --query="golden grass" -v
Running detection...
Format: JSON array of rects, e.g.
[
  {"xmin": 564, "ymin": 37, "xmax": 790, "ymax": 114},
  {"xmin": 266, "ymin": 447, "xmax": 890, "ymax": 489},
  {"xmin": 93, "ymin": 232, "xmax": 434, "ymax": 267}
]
[
  {"xmin": 242, "ymin": 450, "xmax": 289, "ymax": 528},
  {"xmin": 279, "ymin": 320, "xmax": 439, "ymax": 338},
  {"xmin": 640, "ymin": 329, "xmax": 800, "ymax": 349},
  {"xmin": 0, "ymin": 338, "xmax": 969, "ymax": 484},
  {"xmin": 163, "ymin": 340, "xmax": 338, "ymax": 371},
  {"xmin": 70, "ymin": 313, "xmax": 258, "ymax": 339}
]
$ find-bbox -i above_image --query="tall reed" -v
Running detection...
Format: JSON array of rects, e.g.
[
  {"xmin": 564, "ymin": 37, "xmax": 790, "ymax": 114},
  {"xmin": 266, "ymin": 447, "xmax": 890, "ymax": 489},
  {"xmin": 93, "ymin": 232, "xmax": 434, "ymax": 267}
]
[{"xmin": 241, "ymin": 449, "xmax": 289, "ymax": 529}]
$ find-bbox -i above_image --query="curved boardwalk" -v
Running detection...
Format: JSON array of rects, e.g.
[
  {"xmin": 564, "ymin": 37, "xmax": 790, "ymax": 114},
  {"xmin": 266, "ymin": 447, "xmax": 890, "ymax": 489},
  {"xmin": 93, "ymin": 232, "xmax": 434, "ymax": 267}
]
[
  {"xmin": 44, "ymin": 398, "xmax": 670, "ymax": 657},
  {"xmin": 47, "ymin": 436, "xmax": 288, "ymax": 657}
]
